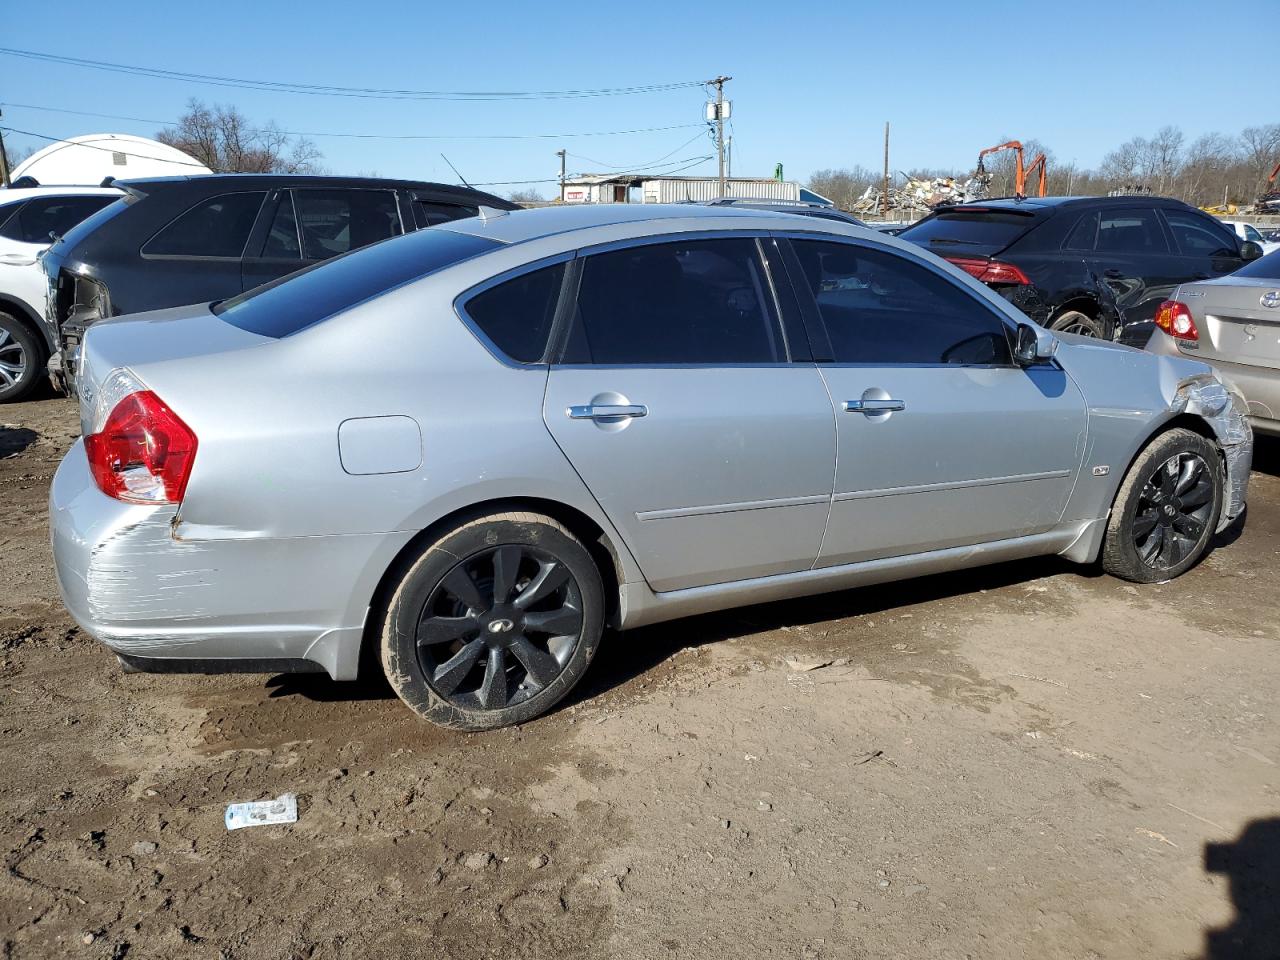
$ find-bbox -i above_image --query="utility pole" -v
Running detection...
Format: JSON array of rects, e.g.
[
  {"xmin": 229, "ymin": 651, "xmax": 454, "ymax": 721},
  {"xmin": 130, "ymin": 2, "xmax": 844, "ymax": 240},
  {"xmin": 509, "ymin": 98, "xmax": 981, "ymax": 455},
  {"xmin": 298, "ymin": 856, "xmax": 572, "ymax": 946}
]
[
  {"xmin": 709, "ymin": 75, "xmax": 732, "ymax": 198},
  {"xmin": 0, "ymin": 109, "xmax": 11, "ymax": 187},
  {"xmin": 556, "ymin": 148, "xmax": 566, "ymax": 203},
  {"xmin": 881, "ymin": 121, "xmax": 890, "ymax": 219}
]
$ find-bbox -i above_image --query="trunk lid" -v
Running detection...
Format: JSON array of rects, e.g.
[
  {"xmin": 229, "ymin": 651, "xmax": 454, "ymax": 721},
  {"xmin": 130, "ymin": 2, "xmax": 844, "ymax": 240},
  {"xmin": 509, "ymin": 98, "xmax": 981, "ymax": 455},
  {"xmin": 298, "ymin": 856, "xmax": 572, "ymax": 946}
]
[
  {"xmin": 1184, "ymin": 277, "xmax": 1280, "ymax": 371},
  {"xmin": 77, "ymin": 304, "xmax": 271, "ymax": 434}
]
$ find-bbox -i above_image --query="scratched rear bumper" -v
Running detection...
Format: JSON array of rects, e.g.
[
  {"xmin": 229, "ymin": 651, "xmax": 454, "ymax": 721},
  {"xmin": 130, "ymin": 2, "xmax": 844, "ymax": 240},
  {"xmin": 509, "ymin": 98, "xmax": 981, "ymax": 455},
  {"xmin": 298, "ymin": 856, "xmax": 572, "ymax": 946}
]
[{"xmin": 49, "ymin": 441, "xmax": 405, "ymax": 680}]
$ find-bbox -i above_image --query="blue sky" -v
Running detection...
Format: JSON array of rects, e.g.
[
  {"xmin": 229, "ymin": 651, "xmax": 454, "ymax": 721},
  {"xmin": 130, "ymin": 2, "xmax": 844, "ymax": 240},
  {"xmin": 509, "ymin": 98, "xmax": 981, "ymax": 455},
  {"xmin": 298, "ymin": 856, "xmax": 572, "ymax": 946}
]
[{"xmin": 2, "ymin": 0, "xmax": 1275, "ymax": 196}]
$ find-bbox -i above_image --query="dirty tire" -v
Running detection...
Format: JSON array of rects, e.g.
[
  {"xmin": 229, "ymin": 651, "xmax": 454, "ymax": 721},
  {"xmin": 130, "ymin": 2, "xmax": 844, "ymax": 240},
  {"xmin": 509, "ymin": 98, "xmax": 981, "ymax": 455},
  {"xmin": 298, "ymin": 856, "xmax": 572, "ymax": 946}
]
[
  {"xmin": 381, "ymin": 511, "xmax": 604, "ymax": 731},
  {"xmin": 0, "ymin": 311, "xmax": 44, "ymax": 403},
  {"xmin": 1101, "ymin": 428, "xmax": 1223, "ymax": 583},
  {"xmin": 1049, "ymin": 309, "xmax": 1104, "ymax": 338}
]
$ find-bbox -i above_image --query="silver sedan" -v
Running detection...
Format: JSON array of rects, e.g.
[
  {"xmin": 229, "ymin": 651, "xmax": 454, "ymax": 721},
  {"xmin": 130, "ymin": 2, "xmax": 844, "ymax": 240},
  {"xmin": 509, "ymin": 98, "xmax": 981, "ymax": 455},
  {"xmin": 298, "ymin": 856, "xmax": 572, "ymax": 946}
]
[
  {"xmin": 1146, "ymin": 248, "xmax": 1280, "ymax": 437},
  {"xmin": 50, "ymin": 204, "xmax": 1253, "ymax": 730}
]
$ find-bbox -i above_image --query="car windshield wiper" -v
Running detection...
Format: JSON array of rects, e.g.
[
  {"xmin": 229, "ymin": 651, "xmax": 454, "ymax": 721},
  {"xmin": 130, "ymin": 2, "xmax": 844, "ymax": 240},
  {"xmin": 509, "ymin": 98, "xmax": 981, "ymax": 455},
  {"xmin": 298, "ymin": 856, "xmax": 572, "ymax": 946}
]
[{"xmin": 926, "ymin": 237, "xmax": 985, "ymax": 246}]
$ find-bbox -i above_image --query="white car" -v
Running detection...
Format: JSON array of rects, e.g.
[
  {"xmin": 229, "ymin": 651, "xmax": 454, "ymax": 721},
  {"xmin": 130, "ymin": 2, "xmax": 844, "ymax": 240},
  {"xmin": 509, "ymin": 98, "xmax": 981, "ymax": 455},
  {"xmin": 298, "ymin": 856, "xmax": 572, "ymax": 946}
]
[
  {"xmin": 1221, "ymin": 220, "xmax": 1280, "ymax": 256},
  {"xmin": 0, "ymin": 185, "xmax": 121, "ymax": 401}
]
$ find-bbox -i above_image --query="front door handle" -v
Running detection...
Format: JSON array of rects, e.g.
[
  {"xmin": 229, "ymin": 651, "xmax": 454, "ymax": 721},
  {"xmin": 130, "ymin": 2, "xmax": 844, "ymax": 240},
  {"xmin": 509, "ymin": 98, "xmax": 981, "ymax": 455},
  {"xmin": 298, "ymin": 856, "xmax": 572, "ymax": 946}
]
[
  {"xmin": 843, "ymin": 398, "xmax": 905, "ymax": 414},
  {"xmin": 567, "ymin": 403, "xmax": 648, "ymax": 421}
]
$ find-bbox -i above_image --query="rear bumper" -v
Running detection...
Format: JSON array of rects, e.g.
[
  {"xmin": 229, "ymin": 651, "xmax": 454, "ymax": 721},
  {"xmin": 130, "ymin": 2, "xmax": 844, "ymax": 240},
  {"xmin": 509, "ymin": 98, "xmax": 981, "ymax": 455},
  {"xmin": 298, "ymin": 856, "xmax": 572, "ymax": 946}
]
[{"xmin": 50, "ymin": 441, "xmax": 410, "ymax": 680}]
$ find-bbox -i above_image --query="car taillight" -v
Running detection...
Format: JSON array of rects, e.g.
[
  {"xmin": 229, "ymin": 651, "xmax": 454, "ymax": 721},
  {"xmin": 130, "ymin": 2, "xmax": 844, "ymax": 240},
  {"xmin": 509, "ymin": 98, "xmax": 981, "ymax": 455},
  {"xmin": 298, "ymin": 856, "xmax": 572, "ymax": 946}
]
[
  {"xmin": 84, "ymin": 390, "xmax": 198, "ymax": 503},
  {"xmin": 945, "ymin": 256, "xmax": 1031, "ymax": 286},
  {"xmin": 1154, "ymin": 300, "xmax": 1199, "ymax": 342}
]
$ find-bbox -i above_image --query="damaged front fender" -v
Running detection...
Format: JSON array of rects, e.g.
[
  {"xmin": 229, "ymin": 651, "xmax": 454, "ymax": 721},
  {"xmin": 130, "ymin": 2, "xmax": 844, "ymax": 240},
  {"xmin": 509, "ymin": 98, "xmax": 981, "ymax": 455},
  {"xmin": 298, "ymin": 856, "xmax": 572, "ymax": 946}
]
[{"xmin": 1172, "ymin": 374, "xmax": 1252, "ymax": 530}]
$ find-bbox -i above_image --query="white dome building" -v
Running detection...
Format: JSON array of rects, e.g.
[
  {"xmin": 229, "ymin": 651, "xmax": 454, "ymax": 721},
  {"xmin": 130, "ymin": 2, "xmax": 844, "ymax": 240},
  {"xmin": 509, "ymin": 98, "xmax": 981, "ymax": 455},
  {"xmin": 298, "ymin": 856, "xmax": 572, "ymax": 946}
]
[{"xmin": 11, "ymin": 133, "xmax": 211, "ymax": 186}]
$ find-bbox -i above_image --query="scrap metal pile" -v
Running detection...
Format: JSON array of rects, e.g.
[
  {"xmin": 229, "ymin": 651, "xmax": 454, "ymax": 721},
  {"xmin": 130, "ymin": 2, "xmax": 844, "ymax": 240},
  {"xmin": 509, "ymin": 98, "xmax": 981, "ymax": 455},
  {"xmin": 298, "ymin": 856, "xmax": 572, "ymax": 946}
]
[{"xmin": 848, "ymin": 171, "xmax": 992, "ymax": 216}]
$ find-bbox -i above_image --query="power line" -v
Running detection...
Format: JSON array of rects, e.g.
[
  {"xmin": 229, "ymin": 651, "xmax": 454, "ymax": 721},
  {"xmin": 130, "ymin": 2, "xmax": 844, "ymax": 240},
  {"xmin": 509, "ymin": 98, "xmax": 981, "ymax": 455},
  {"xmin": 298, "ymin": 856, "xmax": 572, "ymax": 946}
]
[
  {"xmin": 472, "ymin": 155, "xmax": 714, "ymax": 187},
  {"xmin": 0, "ymin": 102, "xmax": 705, "ymax": 142},
  {"xmin": 0, "ymin": 48, "xmax": 706, "ymax": 102},
  {"xmin": 567, "ymin": 130, "xmax": 709, "ymax": 170}
]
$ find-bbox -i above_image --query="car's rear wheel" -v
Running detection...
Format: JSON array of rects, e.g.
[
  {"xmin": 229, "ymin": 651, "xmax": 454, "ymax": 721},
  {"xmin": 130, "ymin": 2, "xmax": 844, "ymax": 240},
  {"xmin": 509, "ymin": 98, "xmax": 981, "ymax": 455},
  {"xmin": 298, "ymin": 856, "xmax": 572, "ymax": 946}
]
[
  {"xmin": 0, "ymin": 312, "xmax": 44, "ymax": 403},
  {"xmin": 1101, "ymin": 428, "xmax": 1223, "ymax": 583},
  {"xmin": 1049, "ymin": 309, "xmax": 1104, "ymax": 338},
  {"xmin": 380, "ymin": 510, "xmax": 605, "ymax": 730}
]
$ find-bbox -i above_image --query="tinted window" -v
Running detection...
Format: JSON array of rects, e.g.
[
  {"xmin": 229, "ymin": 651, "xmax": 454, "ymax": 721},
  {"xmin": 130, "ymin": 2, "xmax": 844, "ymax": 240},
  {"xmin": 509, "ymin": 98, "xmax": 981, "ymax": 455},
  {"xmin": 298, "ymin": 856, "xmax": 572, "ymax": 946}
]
[
  {"xmin": 568, "ymin": 238, "xmax": 785, "ymax": 365},
  {"xmin": 416, "ymin": 200, "xmax": 479, "ymax": 227},
  {"xmin": 1234, "ymin": 248, "xmax": 1280, "ymax": 280},
  {"xmin": 464, "ymin": 263, "xmax": 565, "ymax": 363},
  {"xmin": 1096, "ymin": 208, "xmax": 1169, "ymax": 253},
  {"xmin": 898, "ymin": 209, "xmax": 1038, "ymax": 255},
  {"xmin": 0, "ymin": 195, "xmax": 116, "ymax": 243},
  {"xmin": 1164, "ymin": 210, "xmax": 1236, "ymax": 257},
  {"xmin": 215, "ymin": 228, "xmax": 497, "ymax": 338},
  {"xmin": 1244, "ymin": 224, "xmax": 1263, "ymax": 242},
  {"xmin": 791, "ymin": 239, "xmax": 1012, "ymax": 365},
  {"xmin": 1062, "ymin": 211, "xmax": 1098, "ymax": 250},
  {"xmin": 261, "ymin": 193, "xmax": 301, "ymax": 259},
  {"xmin": 294, "ymin": 189, "xmax": 401, "ymax": 260},
  {"xmin": 144, "ymin": 192, "xmax": 267, "ymax": 258}
]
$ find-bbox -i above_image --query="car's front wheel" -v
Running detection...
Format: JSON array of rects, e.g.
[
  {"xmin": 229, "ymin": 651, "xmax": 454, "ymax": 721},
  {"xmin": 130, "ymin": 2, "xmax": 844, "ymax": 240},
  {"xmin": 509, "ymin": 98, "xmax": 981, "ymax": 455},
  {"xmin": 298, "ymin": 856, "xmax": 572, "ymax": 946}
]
[
  {"xmin": 0, "ymin": 312, "xmax": 44, "ymax": 403},
  {"xmin": 1101, "ymin": 428, "xmax": 1223, "ymax": 583},
  {"xmin": 380, "ymin": 510, "xmax": 605, "ymax": 730}
]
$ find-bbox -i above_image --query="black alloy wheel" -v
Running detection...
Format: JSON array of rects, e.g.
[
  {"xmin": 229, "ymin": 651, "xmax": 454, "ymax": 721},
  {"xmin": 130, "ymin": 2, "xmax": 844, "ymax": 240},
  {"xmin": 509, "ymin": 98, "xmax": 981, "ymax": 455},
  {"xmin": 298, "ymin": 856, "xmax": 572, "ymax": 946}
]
[
  {"xmin": 416, "ymin": 544, "xmax": 584, "ymax": 711},
  {"xmin": 1131, "ymin": 452, "xmax": 1215, "ymax": 569}
]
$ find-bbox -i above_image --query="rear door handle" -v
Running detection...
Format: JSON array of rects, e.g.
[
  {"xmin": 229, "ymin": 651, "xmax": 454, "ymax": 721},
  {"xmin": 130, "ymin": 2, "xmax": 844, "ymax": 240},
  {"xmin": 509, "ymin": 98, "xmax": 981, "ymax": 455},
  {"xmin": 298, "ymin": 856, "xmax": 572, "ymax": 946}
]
[
  {"xmin": 567, "ymin": 403, "xmax": 648, "ymax": 420},
  {"xmin": 843, "ymin": 398, "xmax": 905, "ymax": 413}
]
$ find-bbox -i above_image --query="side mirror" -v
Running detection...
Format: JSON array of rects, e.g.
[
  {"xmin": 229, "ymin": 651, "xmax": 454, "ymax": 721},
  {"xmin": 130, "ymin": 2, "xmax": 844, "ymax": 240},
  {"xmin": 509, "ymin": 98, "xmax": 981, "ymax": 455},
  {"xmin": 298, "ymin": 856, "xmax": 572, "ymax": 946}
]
[
  {"xmin": 1013, "ymin": 323, "xmax": 1059, "ymax": 366},
  {"xmin": 1241, "ymin": 240, "xmax": 1264, "ymax": 262}
]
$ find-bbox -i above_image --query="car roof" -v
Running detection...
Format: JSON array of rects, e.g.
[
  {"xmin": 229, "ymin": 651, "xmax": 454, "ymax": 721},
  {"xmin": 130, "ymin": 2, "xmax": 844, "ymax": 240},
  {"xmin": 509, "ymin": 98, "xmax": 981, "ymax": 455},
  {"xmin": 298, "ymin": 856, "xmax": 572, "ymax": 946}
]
[
  {"xmin": 115, "ymin": 173, "xmax": 486, "ymax": 191},
  {"xmin": 437, "ymin": 202, "xmax": 865, "ymax": 246},
  {"xmin": 943, "ymin": 195, "xmax": 1196, "ymax": 213},
  {"xmin": 0, "ymin": 185, "xmax": 124, "ymax": 202}
]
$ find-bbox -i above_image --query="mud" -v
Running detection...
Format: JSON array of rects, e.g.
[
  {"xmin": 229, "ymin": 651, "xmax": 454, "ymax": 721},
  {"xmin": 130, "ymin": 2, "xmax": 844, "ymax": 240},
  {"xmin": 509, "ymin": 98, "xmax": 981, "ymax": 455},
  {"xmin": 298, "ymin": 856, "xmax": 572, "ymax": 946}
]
[{"xmin": 2, "ymin": 397, "xmax": 1278, "ymax": 959}]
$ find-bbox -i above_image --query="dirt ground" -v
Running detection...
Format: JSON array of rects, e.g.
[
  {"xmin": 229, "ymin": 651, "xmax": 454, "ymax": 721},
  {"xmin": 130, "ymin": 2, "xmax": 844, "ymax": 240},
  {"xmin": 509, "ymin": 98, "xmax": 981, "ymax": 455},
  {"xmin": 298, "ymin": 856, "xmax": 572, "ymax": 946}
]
[{"xmin": 2, "ymin": 393, "xmax": 1277, "ymax": 960}]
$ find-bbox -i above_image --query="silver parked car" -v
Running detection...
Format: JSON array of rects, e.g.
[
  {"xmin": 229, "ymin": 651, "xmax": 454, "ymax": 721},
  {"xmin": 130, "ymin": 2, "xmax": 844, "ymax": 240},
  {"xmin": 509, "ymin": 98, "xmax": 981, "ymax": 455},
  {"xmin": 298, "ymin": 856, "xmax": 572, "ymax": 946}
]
[
  {"xmin": 50, "ymin": 205, "xmax": 1253, "ymax": 730},
  {"xmin": 1146, "ymin": 248, "xmax": 1280, "ymax": 437}
]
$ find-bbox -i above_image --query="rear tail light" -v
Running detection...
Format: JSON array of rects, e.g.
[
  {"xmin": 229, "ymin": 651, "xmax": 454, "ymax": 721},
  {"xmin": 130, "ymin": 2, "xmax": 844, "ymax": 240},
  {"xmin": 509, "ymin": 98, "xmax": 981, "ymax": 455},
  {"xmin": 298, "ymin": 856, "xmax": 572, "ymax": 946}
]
[
  {"xmin": 944, "ymin": 256, "xmax": 1031, "ymax": 286},
  {"xmin": 1154, "ymin": 300, "xmax": 1199, "ymax": 342},
  {"xmin": 84, "ymin": 385, "xmax": 197, "ymax": 504}
]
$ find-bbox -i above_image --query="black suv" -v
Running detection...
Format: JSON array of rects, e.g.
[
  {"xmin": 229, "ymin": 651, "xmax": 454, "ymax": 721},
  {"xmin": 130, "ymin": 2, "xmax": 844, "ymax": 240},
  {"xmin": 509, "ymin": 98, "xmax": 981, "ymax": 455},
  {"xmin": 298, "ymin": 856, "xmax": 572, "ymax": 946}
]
[
  {"xmin": 41, "ymin": 174, "xmax": 516, "ymax": 389},
  {"xmin": 898, "ymin": 196, "xmax": 1264, "ymax": 340}
]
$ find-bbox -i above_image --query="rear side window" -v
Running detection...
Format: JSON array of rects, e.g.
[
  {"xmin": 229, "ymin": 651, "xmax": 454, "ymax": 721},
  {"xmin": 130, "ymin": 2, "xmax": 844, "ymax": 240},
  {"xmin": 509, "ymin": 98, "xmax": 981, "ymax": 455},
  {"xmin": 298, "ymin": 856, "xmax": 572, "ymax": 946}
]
[
  {"xmin": 1096, "ymin": 208, "xmax": 1168, "ymax": 253},
  {"xmin": 1062, "ymin": 211, "xmax": 1098, "ymax": 250},
  {"xmin": 260, "ymin": 193, "xmax": 301, "ymax": 258},
  {"xmin": 791, "ymin": 239, "xmax": 1012, "ymax": 365},
  {"xmin": 0, "ymin": 195, "xmax": 116, "ymax": 243},
  {"xmin": 415, "ymin": 200, "xmax": 479, "ymax": 227},
  {"xmin": 214, "ymin": 227, "xmax": 498, "ymax": 338},
  {"xmin": 898, "ymin": 209, "xmax": 1037, "ymax": 255},
  {"xmin": 1164, "ymin": 210, "xmax": 1236, "ymax": 257},
  {"xmin": 463, "ymin": 262, "xmax": 566, "ymax": 363},
  {"xmin": 143, "ymin": 192, "xmax": 267, "ymax": 258},
  {"xmin": 566, "ymin": 238, "xmax": 785, "ymax": 365},
  {"xmin": 294, "ymin": 189, "xmax": 401, "ymax": 260}
]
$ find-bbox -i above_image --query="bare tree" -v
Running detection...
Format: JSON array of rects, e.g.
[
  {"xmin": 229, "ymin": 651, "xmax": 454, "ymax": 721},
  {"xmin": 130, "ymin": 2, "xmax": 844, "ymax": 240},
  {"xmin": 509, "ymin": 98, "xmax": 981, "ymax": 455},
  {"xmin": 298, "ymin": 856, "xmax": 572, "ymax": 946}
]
[
  {"xmin": 157, "ymin": 99, "xmax": 322, "ymax": 174},
  {"xmin": 1148, "ymin": 125, "xmax": 1185, "ymax": 194},
  {"xmin": 1240, "ymin": 124, "xmax": 1280, "ymax": 190},
  {"xmin": 806, "ymin": 166, "xmax": 878, "ymax": 210},
  {"xmin": 508, "ymin": 188, "xmax": 544, "ymax": 204}
]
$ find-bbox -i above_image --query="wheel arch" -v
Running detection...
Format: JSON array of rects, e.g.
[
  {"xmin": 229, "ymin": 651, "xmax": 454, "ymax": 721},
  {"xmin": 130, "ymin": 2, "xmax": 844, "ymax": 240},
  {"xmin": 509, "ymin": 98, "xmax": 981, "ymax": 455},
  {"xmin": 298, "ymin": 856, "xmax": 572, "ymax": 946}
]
[
  {"xmin": 0, "ymin": 295, "xmax": 51, "ymax": 356},
  {"xmin": 356, "ymin": 496, "xmax": 628, "ymax": 678}
]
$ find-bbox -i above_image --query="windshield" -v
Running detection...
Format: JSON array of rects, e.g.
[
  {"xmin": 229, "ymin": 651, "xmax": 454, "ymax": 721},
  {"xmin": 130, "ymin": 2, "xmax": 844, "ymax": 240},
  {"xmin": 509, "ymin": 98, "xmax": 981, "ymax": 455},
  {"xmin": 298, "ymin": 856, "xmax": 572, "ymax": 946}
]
[
  {"xmin": 898, "ymin": 208, "xmax": 1040, "ymax": 255},
  {"xmin": 1244, "ymin": 224, "xmax": 1264, "ymax": 242},
  {"xmin": 44, "ymin": 196, "xmax": 130, "ymax": 258},
  {"xmin": 215, "ymin": 226, "xmax": 499, "ymax": 338},
  {"xmin": 1234, "ymin": 248, "xmax": 1280, "ymax": 280}
]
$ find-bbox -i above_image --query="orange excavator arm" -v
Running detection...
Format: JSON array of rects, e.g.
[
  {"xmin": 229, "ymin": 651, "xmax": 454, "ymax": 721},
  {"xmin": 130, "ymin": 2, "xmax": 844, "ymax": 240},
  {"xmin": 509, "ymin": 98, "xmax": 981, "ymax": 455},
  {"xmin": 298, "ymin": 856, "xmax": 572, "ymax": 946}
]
[
  {"xmin": 1024, "ymin": 152, "xmax": 1048, "ymax": 197},
  {"xmin": 1269, "ymin": 161, "xmax": 1280, "ymax": 186},
  {"xmin": 976, "ymin": 141, "xmax": 1026, "ymax": 196}
]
